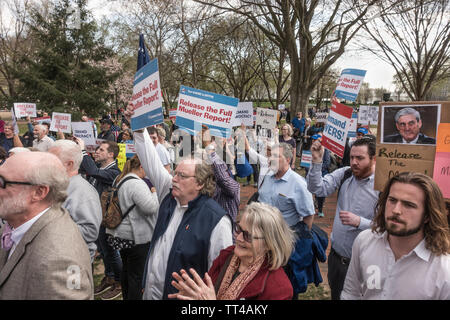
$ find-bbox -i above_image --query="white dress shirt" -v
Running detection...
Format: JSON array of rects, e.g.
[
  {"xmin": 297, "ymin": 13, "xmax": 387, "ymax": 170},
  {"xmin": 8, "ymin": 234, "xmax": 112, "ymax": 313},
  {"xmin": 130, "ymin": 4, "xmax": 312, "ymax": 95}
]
[
  {"xmin": 134, "ymin": 130, "xmax": 232, "ymax": 300},
  {"xmin": 341, "ymin": 229, "xmax": 450, "ymax": 300},
  {"xmin": 9, "ymin": 207, "xmax": 50, "ymax": 259}
]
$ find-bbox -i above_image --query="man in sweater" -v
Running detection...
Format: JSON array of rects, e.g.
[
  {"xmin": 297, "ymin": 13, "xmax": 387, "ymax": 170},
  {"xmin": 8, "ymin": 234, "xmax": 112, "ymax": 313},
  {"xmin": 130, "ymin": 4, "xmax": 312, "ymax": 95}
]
[{"xmin": 48, "ymin": 140, "xmax": 102, "ymax": 263}]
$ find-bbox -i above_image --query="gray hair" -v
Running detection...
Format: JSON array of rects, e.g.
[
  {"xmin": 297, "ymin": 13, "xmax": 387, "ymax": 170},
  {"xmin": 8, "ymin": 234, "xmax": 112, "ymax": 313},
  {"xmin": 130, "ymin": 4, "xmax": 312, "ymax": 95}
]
[
  {"xmin": 51, "ymin": 140, "xmax": 83, "ymax": 171},
  {"xmin": 24, "ymin": 153, "xmax": 69, "ymax": 204},
  {"xmin": 273, "ymin": 143, "xmax": 294, "ymax": 162},
  {"xmin": 8, "ymin": 147, "xmax": 31, "ymax": 154},
  {"xmin": 394, "ymin": 107, "xmax": 421, "ymax": 123}
]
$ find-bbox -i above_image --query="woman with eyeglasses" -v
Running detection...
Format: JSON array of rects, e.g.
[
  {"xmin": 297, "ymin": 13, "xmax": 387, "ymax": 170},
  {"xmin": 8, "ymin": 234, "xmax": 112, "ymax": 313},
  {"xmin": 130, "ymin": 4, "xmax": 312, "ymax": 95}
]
[
  {"xmin": 168, "ymin": 202, "xmax": 295, "ymax": 300},
  {"xmin": 278, "ymin": 124, "xmax": 296, "ymax": 169}
]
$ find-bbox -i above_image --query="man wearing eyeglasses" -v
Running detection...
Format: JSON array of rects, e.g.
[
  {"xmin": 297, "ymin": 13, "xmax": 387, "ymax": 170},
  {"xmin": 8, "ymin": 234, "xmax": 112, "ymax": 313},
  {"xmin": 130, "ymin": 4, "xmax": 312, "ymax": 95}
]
[
  {"xmin": 384, "ymin": 107, "xmax": 436, "ymax": 144},
  {"xmin": 124, "ymin": 103, "xmax": 232, "ymax": 300},
  {"xmin": 0, "ymin": 152, "xmax": 93, "ymax": 299}
]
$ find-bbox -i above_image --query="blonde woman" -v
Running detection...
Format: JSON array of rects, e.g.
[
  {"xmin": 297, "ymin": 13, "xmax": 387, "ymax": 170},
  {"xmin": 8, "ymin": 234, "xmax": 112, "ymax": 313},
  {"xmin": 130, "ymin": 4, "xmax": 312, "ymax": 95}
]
[{"xmin": 168, "ymin": 202, "xmax": 295, "ymax": 300}]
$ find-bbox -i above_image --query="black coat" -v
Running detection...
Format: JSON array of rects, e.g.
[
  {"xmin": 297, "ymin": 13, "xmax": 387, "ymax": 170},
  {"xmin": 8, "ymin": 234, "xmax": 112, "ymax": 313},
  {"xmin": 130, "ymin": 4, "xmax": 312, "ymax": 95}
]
[{"xmin": 384, "ymin": 132, "xmax": 436, "ymax": 144}]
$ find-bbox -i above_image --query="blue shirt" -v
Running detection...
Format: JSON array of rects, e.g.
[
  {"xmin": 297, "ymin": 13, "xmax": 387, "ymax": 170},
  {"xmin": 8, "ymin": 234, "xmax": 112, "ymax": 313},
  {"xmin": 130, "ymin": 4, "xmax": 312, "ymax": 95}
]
[
  {"xmin": 258, "ymin": 168, "xmax": 315, "ymax": 227},
  {"xmin": 292, "ymin": 117, "xmax": 305, "ymax": 133}
]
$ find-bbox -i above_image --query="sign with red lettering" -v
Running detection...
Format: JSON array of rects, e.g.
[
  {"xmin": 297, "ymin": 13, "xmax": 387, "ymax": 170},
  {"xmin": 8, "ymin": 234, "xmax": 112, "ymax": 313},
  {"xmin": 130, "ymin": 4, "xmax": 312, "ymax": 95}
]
[
  {"xmin": 14, "ymin": 102, "xmax": 37, "ymax": 118},
  {"xmin": 321, "ymin": 99, "xmax": 353, "ymax": 158},
  {"xmin": 50, "ymin": 112, "xmax": 72, "ymax": 133}
]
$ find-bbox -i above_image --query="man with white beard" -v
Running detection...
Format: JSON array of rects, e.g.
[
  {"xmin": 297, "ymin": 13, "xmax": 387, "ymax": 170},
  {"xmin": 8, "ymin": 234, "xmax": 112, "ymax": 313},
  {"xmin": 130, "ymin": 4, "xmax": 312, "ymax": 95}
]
[{"xmin": 0, "ymin": 152, "xmax": 93, "ymax": 299}]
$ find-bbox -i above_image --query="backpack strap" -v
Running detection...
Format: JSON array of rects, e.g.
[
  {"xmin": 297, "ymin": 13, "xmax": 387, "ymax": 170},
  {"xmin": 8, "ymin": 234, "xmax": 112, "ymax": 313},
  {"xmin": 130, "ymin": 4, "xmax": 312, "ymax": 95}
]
[
  {"xmin": 337, "ymin": 168, "xmax": 353, "ymax": 197},
  {"xmin": 114, "ymin": 176, "xmax": 139, "ymax": 220}
]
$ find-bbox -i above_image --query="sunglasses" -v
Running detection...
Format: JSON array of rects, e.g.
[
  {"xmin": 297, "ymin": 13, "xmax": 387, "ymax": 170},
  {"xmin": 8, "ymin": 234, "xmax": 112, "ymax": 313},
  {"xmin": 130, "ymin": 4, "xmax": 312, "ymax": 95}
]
[
  {"xmin": 233, "ymin": 223, "xmax": 264, "ymax": 243},
  {"xmin": 0, "ymin": 175, "xmax": 35, "ymax": 189}
]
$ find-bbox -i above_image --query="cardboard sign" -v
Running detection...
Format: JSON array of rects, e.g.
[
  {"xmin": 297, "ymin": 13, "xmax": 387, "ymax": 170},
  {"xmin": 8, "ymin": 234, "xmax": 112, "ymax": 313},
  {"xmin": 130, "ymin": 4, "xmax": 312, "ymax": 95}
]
[
  {"xmin": 131, "ymin": 58, "xmax": 164, "ymax": 131},
  {"xmin": 315, "ymin": 112, "xmax": 328, "ymax": 123},
  {"xmin": 334, "ymin": 69, "xmax": 366, "ymax": 101},
  {"xmin": 14, "ymin": 103, "xmax": 37, "ymax": 118},
  {"xmin": 71, "ymin": 122, "xmax": 96, "ymax": 146},
  {"xmin": 50, "ymin": 112, "xmax": 71, "ymax": 133},
  {"xmin": 374, "ymin": 101, "xmax": 450, "ymax": 195},
  {"xmin": 300, "ymin": 150, "xmax": 312, "ymax": 168},
  {"xmin": 255, "ymin": 108, "xmax": 277, "ymax": 129},
  {"xmin": 175, "ymin": 85, "xmax": 238, "ymax": 138},
  {"xmin": 232, "ymin": 102, "xmax": 254, "ymax": 127},
  {"xmin": 433, "ymin": 123, "xmax": 450, "ymax": 198},
  {"xmin": 321, "ymin": 100, "xmax": 353, "ymax": 158}
]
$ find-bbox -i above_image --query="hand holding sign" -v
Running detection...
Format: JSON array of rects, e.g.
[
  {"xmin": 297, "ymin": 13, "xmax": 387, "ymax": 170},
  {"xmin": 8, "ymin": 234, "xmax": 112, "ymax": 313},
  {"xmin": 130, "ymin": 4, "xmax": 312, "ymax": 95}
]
[{"xmin": 310, "ymin": 140, "xmax": 324, "ymax": 163}]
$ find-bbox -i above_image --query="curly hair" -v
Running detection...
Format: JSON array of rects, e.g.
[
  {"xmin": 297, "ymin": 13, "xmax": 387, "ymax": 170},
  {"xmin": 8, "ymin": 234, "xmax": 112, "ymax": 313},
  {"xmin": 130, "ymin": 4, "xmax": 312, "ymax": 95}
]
[
  {"xmin": 372, "ymin": 172, "xmax": 450, "ymax": 255},
  {"xmin": 193, "ymin": 159, "xmax": 216, "ymax": 198}
]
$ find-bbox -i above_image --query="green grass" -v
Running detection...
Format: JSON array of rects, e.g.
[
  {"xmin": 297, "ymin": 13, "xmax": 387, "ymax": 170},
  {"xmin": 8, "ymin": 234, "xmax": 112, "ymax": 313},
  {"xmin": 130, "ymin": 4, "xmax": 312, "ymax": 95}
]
[{"xmin": 297, "ymin": 283, "xmax": 331, "ymax": 300}]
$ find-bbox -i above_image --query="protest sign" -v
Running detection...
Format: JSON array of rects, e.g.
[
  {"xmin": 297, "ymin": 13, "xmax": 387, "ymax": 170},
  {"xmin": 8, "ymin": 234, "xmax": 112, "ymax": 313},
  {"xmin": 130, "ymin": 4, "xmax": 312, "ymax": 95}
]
[
  {"xmin": 369, "ymin": 106, "xmax": 379, "ymax": 125},
  {"xmin": 255, "ymin": 108, "xmax": 278, "ymax": 138},
  {"xmin": 71, "ymin": 122, "xmax": 96, "ymax": 146},
  {"xmin": 131, "ymin": 58, "xmax": 164, "ymax": 131},
  {"xmin": 169, "ymin": 109, "xmax": 177, "ymax": 121},
  {"xmin": 125, "ymin": 143, "xmax": 136, "ymax": 158},
  {"xmin": 321, "ymin": 100, "xmax": 353, "ymax": 158},
  {"xmin": 433, "ymin": 123, "xmax": 450, "ymax": 199},
  {"xmin": 334, "ymin": 69, "xmax": 366, "ymax": 102},
  {"xmin": 358, "ymin": 105, "xmax": 370, "ymax": 125},
  {"xmin": 34, "ymin": 116, "xmax": 51, "ymax": 125},
  {"xmin": 14, "ymin": 103, "xmax": 37, "ymax": 118},
  {"xmin": 315, "ymin": 112, "xmax": 328, "ymax": 123},
  {"xmin": 300, "ymin": 150, "xmax": 312, "ymax": 168},
  {"xmin": 85, "ymin": 139, "xmax": 105, "ymax": 153},
  {"xmin": 232, "ymin": 102, "xmax": 254, "ymax": 127},
  {"xmin": 50, "ymin": 112, "xmax": 71, "ymax": 133},
  {"xmin": 10, "ymin": 108, "xmax": 19, "ymax": 135},
  {"xmin": 347, "ymin": 112, "xmax": 358, "ymax": 138},
  {"xmin": 117, "ymin": 144, "xmax": 127, "ymax": 171},
  {"xmin": 278, "ymin": 104, "xmax": 285, "ymax": 110},
  {"xmin": 374, "ymin": 101, "xmax": 450, "ymax": 195},
  {"xmin": 175, "ymin": 85, "xmax": 238, "ymax": 138}
]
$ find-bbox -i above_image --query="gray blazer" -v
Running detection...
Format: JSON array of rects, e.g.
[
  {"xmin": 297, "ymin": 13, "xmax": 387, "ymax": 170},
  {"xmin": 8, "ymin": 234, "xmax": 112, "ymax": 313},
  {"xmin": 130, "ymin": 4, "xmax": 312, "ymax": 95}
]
[{"xmin": 0, "ymin": 206, "xmax": 94, "ymax": 300}]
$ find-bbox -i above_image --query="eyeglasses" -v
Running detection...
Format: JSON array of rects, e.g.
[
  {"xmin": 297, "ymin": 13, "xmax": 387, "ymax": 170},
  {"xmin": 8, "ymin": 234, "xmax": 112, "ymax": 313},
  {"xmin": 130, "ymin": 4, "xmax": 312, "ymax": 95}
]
[
  {"xmin": 233, "ymin": 223, "xmax": 264, "ymax": 243},
  {"xmin": 173, "ymin": 171, "xmax": 195, "ymax": 180},
  {"xmin": 0, "ymin": 175, "xmax": 35, "ymax": 189}
]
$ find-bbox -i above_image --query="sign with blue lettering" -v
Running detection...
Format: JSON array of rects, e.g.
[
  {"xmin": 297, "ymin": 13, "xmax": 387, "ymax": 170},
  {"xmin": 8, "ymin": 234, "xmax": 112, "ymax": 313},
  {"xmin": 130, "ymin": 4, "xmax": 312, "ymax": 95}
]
[
  {"xmin": 334, "ymin": 69, "xmax": 366, "ymax": 102},
  {"xmin": 131, "ymin": 58, "xmax": 164, "ymax": 131},
  {"xmin": 322, "ymin": 99, "xmax": 353, "ymax": 158},
  {"xmin": 347, "ymin": 112, "xmax": 358, "ymax": 138},
  {"xmin": 175, "ymin": 85, "xmax": 238, "ymax": 138}
]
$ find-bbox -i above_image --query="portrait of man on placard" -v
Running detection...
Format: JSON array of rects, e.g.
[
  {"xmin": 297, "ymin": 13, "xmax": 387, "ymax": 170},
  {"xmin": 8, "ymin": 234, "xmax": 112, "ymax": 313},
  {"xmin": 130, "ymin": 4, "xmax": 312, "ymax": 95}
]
[{"xmin": 381, "ymin": 105, "xmax": 440, "ymax": 145}]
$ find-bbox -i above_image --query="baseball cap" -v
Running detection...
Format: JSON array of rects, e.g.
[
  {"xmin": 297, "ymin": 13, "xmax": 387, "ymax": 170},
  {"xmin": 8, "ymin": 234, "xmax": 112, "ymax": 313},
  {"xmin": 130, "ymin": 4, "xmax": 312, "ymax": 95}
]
[
  {"xmin": 357, "ymin": 127, "xmax": 369, "ymax": 135},
  {"xmin": 311, "ymin": 134, "xmax": 321, "ymax": 140}
]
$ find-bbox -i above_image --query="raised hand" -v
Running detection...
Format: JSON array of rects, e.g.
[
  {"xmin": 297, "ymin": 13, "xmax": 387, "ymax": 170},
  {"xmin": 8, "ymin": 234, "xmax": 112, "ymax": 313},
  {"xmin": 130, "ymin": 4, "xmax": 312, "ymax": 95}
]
[{"xmin": 167, "ymin": 268, "xmax": 216, "ymax": 300}]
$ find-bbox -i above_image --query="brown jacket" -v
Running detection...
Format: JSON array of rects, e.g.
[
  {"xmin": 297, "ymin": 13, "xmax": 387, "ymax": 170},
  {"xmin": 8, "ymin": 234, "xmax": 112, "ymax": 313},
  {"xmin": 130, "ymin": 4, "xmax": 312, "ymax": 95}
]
[{"xmin": 0, "ymin": 206, "xmax": 93, "ymax": 299}]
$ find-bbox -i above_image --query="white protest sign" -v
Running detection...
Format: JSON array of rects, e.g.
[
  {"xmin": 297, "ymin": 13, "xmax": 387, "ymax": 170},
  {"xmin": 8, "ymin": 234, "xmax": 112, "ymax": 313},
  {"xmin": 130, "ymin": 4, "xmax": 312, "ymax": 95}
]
[
  {"xmin": 232, "ymin": 102, "xmax": 254, "ymax": 127},
  {"xmin": 315, "ymin": 112, "xmax": 329, "ymax": 123},
  {"xmin": 71, "ymin": 122, "xmax": 96, "ymax": 145},
  {"xmin": 256, "ymin": 108, "xmax": 277, "ymax": 129},
  {"xmin": 369, "ymin": 106, "xmax": 379, "ymax": 124},
  {"xmin": 278, "ymin": 104, "xmax": 285, "ymax": 110},
  {"xmin": 14, "ymin": 103, "xmax": 37, "ymax": 118},
  {"xmin": 358, "ymin": 105, "xmax": 370, "ymax": 125},
  {"xmin": 321, "ymin": 99, "xmax": 353, "ymax": 158},
  {"xmin": 10, "ymin": 108, "xmax": 19, "ymax": 135},
  {"xmin": 131, "ymin": 58, "xmax": 164, "ymax": 131},
  {"xmin": 300, "ymin": 150, "xmax": 312, "ymax": 168},
  {"xmin": 50, "ymin": 112, "xmax": 71, "ymax": 133},
  {"xmin": 175, "ymin": 85, "xmax": 238, "ymax": 138}
]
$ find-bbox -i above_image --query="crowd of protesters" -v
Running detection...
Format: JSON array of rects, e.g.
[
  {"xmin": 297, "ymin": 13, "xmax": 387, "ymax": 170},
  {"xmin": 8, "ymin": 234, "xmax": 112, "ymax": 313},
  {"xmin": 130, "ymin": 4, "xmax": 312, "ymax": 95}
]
[{"xmin": 0, "ymin": 103, "xmax": 448, "ymax": 301}]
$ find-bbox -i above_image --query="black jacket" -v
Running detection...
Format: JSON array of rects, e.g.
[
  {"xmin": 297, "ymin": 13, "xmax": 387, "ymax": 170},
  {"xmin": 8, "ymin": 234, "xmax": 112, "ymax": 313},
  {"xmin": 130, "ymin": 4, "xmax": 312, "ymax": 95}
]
[
  {"xmin": 80, "ymin": 150, "xmax": 121, "ymax": 196},
  {"xmin": 384, "ymin": 132, "xmax": 436, "ymax": 144}
]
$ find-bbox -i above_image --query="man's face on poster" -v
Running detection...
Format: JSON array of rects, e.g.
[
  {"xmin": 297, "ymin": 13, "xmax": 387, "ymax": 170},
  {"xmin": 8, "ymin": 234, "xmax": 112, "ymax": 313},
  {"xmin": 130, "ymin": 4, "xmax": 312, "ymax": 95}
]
[{"xmin": 395, "ymin": 113, "xmax": 422, "ymax": 143}]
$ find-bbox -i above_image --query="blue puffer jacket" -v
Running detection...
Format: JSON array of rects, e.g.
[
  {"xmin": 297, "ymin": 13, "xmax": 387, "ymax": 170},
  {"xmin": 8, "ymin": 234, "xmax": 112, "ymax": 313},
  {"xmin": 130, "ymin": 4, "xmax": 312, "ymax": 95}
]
[{"xmin": 285, "ymin": 222, "xmax": 328, "ymax": 295}]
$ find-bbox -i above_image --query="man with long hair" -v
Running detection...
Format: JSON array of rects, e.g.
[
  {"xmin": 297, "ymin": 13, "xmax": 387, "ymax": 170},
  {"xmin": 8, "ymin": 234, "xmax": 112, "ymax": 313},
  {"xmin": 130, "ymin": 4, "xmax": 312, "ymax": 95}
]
[{"xmin": 341, "ymin": 172, "xmax": 450, "ymax": 299}]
